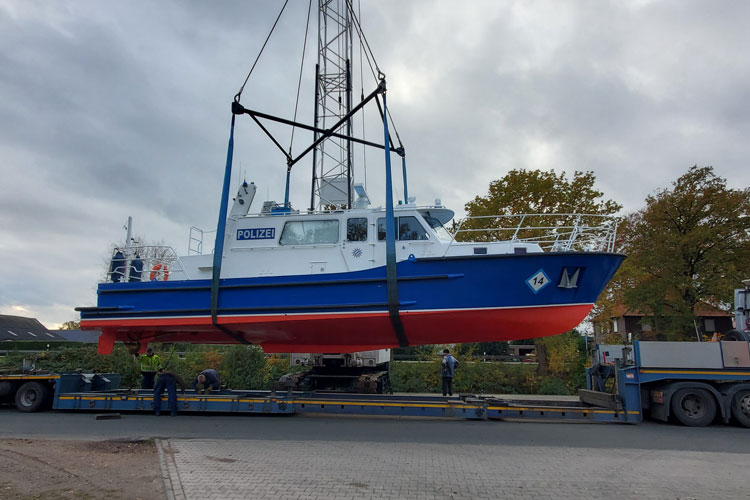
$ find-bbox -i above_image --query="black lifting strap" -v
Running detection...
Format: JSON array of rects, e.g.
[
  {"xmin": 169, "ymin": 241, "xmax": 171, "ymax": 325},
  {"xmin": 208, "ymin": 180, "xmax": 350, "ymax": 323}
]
[
  {"xmin": 209, "ymin": 113, "xmax": 251, "ymax": 347},
  {"xmin": 386, "ymin": 257, "xmax": 409, "ymax": 348},
  {"xmin": 381, "ymin": 87, "xmax": 409, "ymax": 348}
]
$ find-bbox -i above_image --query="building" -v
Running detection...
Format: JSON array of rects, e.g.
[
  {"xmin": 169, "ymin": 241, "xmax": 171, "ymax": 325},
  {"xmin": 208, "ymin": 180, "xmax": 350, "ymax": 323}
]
[
  {"xmin": 0, "ymin": 315, "xmax": 67, "ymax": 342},
  {"xmin": 594, "ymin": 302, "xmax": 733, "ymax": 342}
]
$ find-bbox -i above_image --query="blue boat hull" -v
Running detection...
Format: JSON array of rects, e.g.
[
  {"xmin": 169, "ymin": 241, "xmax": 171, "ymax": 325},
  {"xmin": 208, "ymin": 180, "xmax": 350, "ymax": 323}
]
[{"xmin": 80, "ymin": 252, "xmax": 624, "ymax": 353}]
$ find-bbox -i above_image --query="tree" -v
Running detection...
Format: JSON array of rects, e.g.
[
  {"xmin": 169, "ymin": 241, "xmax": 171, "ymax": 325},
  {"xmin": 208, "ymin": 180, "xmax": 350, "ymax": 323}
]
[
  {"xmin": 617, "ymin": 166, "xmax": 750, "ymax": 340},
  {"xmin": 465, "ymin": 169, "xmax": 622, "ymax": 217},
  {"xmin": 459, "ymin": 169, "xmax": 622, "ymax": 242},
  {"xmin": 60, "ymin": 321, "xmax": 80, "ymax": 330},
  {"xmin": 456, "ymin": 342, "xmax": 509, "ymax": 359},
  {"xmin": 462, "ymin": 169, "xmax": 621, "ymax": 373}
]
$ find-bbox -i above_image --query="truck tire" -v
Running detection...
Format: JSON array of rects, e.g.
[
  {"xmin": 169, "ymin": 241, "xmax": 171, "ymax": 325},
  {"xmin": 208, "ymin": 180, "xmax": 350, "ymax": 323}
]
[
  {"xmin": 14, "ymin": 381, "xmax": 50, "ymax": 412},
  {"xmin": 723, "ymin": 329, "xmax": 748, "ymax": 342},
  {"xmin": 731, "ymin": 390, "xmax": 750, "ymax": 428},
  {"xmin": 670, "ymin": 388, "xmax": 717, "ymax": 427}
]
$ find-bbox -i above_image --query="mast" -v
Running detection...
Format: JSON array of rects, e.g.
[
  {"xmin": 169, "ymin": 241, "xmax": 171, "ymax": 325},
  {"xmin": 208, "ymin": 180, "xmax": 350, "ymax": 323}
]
[{"xmin": 311, "ymin": 0, "xmax": 353, "ymax": 210}]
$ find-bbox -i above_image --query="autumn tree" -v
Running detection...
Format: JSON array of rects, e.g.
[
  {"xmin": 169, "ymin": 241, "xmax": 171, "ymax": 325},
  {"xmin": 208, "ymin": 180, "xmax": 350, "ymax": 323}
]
[
  {"xmin": 461, "ymin": 169, "xmax": 621, "ymax": 374},
  {"xmin": 617, "ymin": 166, "xmax": 750, "ymax": 340},
  {"xmin": 465, "ymin": 169, "xmax": 621, "ymax": 217}
]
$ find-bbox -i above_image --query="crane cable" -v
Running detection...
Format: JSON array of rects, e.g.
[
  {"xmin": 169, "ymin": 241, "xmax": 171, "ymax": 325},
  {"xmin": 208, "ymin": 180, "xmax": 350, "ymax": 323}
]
[
  {"xmin": 345, "ymin": 0, "xmax": 404, "ymax": 152},
  {"xmin": 358, "ymin": 0, "xmax": 367, "ymax": 189},
  {"xmin": 234, "ymin": 0, "xmax": 291, "ymax": 103},
  {"xmin": 345, "ymin": 0, "xmax": 380, "ymax": 82},
  {"xmin": 289, "ymin": 0, "xmax": 314, "ymax": 156}
]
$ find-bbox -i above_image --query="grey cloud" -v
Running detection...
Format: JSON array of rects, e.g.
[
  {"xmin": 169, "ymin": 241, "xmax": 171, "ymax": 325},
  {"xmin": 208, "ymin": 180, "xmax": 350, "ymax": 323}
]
[{"xmin": 1, "ymin": 0, "xmax": 749, "ymax": 327}]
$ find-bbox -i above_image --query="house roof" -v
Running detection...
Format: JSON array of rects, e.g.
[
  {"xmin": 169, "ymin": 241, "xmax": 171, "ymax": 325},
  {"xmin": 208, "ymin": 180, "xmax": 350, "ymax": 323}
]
[
  {"xmin": 0, "ymin": 315, "xmax": 66, "ymax": 341},
  {"xmin": 52, "ymin": 329, "xmax": 102, "ymax": 343}
]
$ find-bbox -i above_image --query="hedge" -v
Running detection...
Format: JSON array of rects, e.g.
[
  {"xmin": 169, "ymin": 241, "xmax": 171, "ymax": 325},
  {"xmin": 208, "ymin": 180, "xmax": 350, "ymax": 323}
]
[{"xmin": 0, "ymin": 345, "xmax": 584, "ymax": 394}]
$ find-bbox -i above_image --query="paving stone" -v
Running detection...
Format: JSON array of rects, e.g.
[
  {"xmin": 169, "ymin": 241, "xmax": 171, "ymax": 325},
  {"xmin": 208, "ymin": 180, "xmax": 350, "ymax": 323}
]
[{"xmin": 160, "ymin": 438, "xmax": 745, "ymax": 500}]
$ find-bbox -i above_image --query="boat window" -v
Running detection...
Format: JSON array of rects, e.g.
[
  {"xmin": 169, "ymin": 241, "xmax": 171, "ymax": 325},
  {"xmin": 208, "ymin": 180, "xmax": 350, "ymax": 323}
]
[
  {"xmin": 423, "ymin": 215, "xmax": 454, "ymax": 242},
  {"xmin": 279, "ymin": 220, "xmax": 339, "ymax": 245},
  {"xmin": 377, "ymin": 217, "xmax": 394, "ymax": 241},
  {"xmin": 346, "ymin": 218, "xmax": 368, "ymax": 241},
  {"xmin": 377, "ymin": 216, "xmax": 429, "ymax": 241}
]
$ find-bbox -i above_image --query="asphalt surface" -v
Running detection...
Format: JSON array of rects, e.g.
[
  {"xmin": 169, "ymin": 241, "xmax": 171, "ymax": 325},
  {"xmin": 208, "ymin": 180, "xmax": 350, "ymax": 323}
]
[{"xmin": 1, "ymin": 406, "xmax": 748, "ymax": 453}]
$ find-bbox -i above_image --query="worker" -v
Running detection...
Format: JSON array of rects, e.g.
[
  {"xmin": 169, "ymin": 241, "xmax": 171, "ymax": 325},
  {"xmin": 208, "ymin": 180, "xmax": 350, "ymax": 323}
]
[
  {"xmin": 153, "ymin": 368, "xmax": 187, "ymax": 416},
  {"xmin": 192, "ymin": 368, "xmax": 221, "ymax": 393},
  {"xmin": 137, "ymin": 347, "xmax": 161, "ymax": 389},
  {"xmin": 441, "ymin": 348, "xmax": 459, "ymax": 397}
]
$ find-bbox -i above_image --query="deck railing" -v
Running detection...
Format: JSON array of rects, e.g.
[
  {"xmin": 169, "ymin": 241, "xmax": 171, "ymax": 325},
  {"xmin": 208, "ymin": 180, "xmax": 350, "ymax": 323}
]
[
  {"xmin": 451, "ymin": 213, "xmax": 619, "ymax": 253},
  {"xmin": 106, "ymin": 245, "xmax": 188, "ymax": 283}
]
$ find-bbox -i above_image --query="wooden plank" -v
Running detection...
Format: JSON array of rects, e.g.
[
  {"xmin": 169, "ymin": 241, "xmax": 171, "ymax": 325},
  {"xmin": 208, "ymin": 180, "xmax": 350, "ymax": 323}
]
[{"xmin": 578, "ymin": 389, "xmax": 621, "ymax": 410}]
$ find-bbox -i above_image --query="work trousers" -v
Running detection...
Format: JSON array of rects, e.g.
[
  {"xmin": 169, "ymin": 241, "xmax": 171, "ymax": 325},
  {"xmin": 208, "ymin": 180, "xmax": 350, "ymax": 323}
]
[
  {"xmin": 442, "ymin": 376, "xmax": 453, "ymax": 396},
  {"xmin": 153, "ymin": 376, "xmax": 177, "ymax": 416},
  {"xmin": 141, "ymin": 371, "xmax": 156, "ymax": 390}
]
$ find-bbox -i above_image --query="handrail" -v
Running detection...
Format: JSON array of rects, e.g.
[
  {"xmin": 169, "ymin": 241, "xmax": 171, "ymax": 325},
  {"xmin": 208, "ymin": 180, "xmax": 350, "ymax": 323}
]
[
  {"xmin": 105, "ymin": 246, "xmax": 189, "ymax": 283},
  {"xmin": 451, "ymin": 213, "xmax": 620, "ymax": 253}
]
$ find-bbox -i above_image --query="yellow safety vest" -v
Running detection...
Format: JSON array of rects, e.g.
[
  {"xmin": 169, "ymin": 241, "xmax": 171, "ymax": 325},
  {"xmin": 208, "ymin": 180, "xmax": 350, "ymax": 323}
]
[{"xmin": 139, "ymin": 354, "xmax": 161, "ymax": 372}]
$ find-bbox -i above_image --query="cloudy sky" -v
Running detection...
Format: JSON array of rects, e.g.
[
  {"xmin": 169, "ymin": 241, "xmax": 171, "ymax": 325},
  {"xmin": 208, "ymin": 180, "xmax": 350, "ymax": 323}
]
[{"xmin": 1, "ymin": 0, "xmax": 748, "ymax": 328}]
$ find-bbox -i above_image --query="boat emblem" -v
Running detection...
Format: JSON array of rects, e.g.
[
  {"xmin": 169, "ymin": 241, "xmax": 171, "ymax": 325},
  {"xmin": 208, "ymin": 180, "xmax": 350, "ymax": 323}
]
[
  {"xmin": 558, "ymin": 267, "xmax": 580, "ymax": 289},
  {"xmin": 526, "ymin": 269, "xmax": 551, "ymax": 294},
  {"xmin": 352, "ymin": 248, "xmax": 363, "ymax": 258}
]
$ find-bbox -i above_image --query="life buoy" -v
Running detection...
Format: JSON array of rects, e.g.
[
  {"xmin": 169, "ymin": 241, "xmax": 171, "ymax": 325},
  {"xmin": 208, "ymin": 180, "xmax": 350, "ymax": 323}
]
[{"xmin": 149, "ymin": 263, "xmax": 169, "ymax": 281}]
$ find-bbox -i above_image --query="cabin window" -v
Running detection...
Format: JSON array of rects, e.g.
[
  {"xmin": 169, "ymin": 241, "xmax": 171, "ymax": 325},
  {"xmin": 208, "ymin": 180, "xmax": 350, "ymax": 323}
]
[
  {"xmin": 347, "ymin": 218, "xmax": 368, "ymax": 241},
  {"xmin": 377, "ymin": 216, "xmax": 429, "ymax": 241},
  {"xmin": 279, "ymin": 220, "xmax": 339, "ymax": 245},
  {"xmin": 423, "ymin": 215, "xmax": 453, "ymax": 242}
]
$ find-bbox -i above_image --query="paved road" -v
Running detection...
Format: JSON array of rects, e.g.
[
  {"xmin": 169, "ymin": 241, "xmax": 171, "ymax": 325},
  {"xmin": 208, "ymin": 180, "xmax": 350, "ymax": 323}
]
[
  {"xmin": 3, "ymin": 408, "xmax": 750, "ymax": 499},
  {"xmin": 1, "ymin": 408, "xmax": 748, "ymax": 453}
]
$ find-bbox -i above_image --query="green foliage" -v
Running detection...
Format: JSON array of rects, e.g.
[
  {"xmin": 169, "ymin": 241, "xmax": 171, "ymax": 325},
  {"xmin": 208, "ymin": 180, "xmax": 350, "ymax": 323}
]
[
  {"xmin": 389, "ymin": 360, "xmax": 542, "ymax": 394},
  {"xmin": 2, "ymin": 345, "xmax": 142, "ymax": 387},
  {"xmin": 532, "ymin": 330, "xmax": 588, "ymax": 391},
  {"xmin": 465, "ymin": 169, "xmax": 621, "ymax": 218},
  {"xmin": 393, "ymin": 344, "xmax": 441, "ymax": 360},
  {"xmin": 459, "ymin": 169, "xmax": 621, "ymax": 242},
  {"xmin": 617, "ymin": 166, "xmax": 750, "ymax": 340},
  {"xmin": 390, "ymin": 360, "xmax": 442, "ymax": 392},
  {"xmin": 59, "ymin": 321, "xmax": 81, "ymax": 330},
  {"xmin": 538, "ymin": 377, "xmax": 572, "ymax": 395},
  {"xmin": 218, "ymin": 346, "xmax": 268, "ymax": 389},
  {"xmin": 0, "ymin": 341, "xmax": 76, "ymax": 351},
  {"xmin": 3, "ymin": 343, "xmax": 588, "ymax": 394},
  {"xmin": 456, "ymin": 342, "xmax": 509, "ymax": 359}
]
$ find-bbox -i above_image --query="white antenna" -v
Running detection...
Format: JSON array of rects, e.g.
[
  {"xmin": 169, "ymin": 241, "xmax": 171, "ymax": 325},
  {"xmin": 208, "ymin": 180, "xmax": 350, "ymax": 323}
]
[{"xmin": 124, "ymin": 216, "xmax": 133, "ymax": 281}]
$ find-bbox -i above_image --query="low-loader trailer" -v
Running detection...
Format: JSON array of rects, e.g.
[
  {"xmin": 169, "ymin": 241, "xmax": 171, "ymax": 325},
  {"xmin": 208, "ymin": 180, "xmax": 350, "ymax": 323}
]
[{"xmin": 2, "ymin": 341, "xmax": 749, "ymax": 427}]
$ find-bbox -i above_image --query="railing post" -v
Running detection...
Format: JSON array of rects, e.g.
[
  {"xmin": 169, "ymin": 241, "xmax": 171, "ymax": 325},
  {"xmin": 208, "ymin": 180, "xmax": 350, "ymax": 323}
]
[{"xmin": 511, "ymin": 214, "xmax": 525, "ymax": 241}]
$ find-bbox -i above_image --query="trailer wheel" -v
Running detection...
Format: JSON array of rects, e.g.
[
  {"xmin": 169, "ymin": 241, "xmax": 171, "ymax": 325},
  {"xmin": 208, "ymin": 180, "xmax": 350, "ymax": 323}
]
[
  {"xmin": 670, "ymin": 388, "xmax": 716, "ymax": 427},
  {"xmin": 731, "ymin": 390, "xmax": 750, "ymax": 428},
  {"xmin": 723, "ymin": 329, "xmax": 748, "ymax": 342},
  {"xmin": 14, "ymin": 382, "xmax": 50, "ymax": 412}
]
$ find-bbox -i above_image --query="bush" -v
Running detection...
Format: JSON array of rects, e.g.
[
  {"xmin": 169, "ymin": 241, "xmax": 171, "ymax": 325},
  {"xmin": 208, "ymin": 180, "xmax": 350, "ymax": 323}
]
[
  {"xmin": 3, "ymin": 344, "xmax": 586, "ymax": 394},
  {"xmin": 537, "ymin": 377, "xmax": 572, "ymax": 395},
  {"xmin": 219, "ymin": 346, "xmax": 267, "ymax": 389},
  {"xmin": 390, "ymin": 360, "xmax": 540, "ymax": 394}
]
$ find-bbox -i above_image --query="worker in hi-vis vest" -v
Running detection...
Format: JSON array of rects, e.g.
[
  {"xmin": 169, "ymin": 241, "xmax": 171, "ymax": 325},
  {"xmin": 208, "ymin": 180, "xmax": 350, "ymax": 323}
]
[{"xmin": 137, "ymin": 347, "xmax": 161, "ymax": 389}]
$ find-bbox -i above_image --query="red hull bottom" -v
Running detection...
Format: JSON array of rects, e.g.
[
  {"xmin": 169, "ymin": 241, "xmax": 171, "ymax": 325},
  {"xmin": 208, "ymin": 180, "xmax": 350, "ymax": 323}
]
[{"xmin": 86, "ymin": 304, "xmax": 593, "ymax": 354}]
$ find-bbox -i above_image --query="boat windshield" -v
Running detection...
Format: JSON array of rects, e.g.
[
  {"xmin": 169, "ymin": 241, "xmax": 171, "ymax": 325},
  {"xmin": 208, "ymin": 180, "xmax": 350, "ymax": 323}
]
[{"xmin": 423, "ymin": 216, "xmax": 454, "ymax": 242}]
